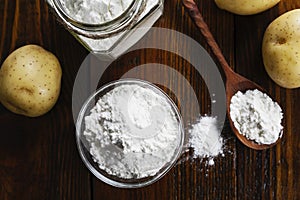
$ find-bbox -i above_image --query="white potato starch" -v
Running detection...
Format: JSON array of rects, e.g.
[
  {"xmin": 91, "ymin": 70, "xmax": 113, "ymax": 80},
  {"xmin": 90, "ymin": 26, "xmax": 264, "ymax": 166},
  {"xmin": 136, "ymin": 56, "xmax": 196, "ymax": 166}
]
[
  {"xmin": 60, "ymin": 0, "xmax": 134, "ymax": 24},
  {"xmin": 188, "ymin": 116, "xmax": 224, "ymax": 165},
  {"xmin": 230, "ymin": 89, "xmax": 283, "ymax": 144},
  {"xmin": 83, "ymin": 83, "xmax": 181, "ymax": 179}
]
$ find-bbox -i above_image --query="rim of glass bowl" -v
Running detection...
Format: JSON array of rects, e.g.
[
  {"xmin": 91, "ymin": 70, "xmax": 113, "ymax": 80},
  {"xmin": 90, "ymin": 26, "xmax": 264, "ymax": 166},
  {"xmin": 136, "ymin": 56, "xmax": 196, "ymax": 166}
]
[
  {"xmin": 75, "ymin": 78, "xmax": 184, "ymax": 188},
  {"xmin": 51, "ymin": 0, "xmax": 146, "ymax": 38}
]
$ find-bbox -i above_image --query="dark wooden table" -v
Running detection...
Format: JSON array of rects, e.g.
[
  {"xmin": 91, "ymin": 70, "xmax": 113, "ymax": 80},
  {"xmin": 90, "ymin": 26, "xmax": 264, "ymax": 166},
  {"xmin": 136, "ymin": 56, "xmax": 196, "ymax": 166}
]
[{"xmin": 1, "ymin": 0, "xmax": 299, "ymax": 199}]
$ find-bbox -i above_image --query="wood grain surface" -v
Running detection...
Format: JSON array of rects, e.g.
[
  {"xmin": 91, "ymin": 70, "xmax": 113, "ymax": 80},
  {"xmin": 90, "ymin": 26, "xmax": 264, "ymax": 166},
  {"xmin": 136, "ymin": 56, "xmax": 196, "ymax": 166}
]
[{"xmin": 0, "ymin": 0, "xmax": 299, "ymax": 199}]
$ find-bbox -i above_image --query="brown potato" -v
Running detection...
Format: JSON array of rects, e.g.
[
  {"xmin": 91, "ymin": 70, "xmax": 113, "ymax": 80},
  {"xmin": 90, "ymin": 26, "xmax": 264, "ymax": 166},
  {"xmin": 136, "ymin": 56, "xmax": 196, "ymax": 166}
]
[
  {"xmin": 215, "ymin": 0, "xmax": 280, "ymax": 15},
  {"xmin": 262, "ymin": 9, "xmax": 300, "ymax": 89},
  {"xmin": 0, "ymin": 45, "xmax": 62, "ymax": 117}
]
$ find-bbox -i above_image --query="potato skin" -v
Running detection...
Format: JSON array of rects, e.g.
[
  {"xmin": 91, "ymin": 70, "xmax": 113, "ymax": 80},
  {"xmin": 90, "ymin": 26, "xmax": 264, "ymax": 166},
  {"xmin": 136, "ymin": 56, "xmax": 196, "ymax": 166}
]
[
  {"xmin": 0, "ymin": 45, "xmax": 62, "ymax": 117},
  {"xmin": 215, "ymin": 0, "xmax": 280, "ymax": 15},
  {"xmin": 262, "ymin": 9, "xmax": 300, "ymax": 89}
]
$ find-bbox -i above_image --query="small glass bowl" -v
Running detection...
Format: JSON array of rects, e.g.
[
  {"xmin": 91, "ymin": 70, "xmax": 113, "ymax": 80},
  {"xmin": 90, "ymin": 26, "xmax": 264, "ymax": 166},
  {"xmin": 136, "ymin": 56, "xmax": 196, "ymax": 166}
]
[{"xmin": 75, "ymin": 79, "xmax": 184, "ymax": 188}]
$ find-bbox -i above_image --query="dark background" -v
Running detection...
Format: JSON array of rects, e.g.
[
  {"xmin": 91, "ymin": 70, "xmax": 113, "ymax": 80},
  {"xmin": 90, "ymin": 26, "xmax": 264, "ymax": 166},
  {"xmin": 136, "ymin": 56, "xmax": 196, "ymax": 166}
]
[{"xmin": 0, "ymin": 0, "xmax": 299, "ymax": 199}]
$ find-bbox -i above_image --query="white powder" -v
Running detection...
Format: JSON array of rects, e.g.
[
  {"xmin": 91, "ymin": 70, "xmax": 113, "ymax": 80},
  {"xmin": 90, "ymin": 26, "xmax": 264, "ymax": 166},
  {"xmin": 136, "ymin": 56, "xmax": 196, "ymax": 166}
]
[
  {"xmin": 83, "ymin": 83, "xmax": 181, "ymax": 179},
  {"xmin": 188, "ymin": 116, "xmax": 224, "ymax": 165},
  {"xmin": 60, "ymin": 0, "xmax": 133, "ymax": 24},
  {"xmin": 230, "ymin": 89, "xmax": 283, "ymax": 145}
]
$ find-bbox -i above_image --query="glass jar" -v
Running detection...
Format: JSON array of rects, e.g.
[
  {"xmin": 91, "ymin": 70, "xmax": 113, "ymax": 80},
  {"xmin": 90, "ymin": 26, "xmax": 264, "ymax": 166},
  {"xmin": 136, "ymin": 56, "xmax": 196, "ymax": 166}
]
[{"xmin": 47, "ymin": 0, "xmax": 164, "ymax": 59}]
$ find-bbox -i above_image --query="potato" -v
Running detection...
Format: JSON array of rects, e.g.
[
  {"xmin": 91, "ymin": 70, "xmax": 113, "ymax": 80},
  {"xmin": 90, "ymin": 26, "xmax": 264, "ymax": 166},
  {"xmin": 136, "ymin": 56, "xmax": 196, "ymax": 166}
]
[
  {"xmin": 0, "ymin": 45, "xmax": 62, "ymax": 117},
  {"xmin": 262, "ymin": 9, "xmax": 300, "ymax": 89},
  {"xmin": 214, "ymin": 0, "xmax": 280, "ymax": 15}
]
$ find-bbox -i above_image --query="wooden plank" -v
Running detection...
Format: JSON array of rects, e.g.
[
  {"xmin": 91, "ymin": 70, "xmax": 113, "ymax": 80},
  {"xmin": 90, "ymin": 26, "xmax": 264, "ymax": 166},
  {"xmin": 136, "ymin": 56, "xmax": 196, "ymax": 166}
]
[
  {"xmin": 0, "ymin": 0, "xmax": 91, "ymax": 199},
  {"xmin": 235, "ymin": 0, "xmax": 300, "ymax": 199},
  {"xmin": 0, "ymin": 0, "xmax": 299, "ymax": 199}
]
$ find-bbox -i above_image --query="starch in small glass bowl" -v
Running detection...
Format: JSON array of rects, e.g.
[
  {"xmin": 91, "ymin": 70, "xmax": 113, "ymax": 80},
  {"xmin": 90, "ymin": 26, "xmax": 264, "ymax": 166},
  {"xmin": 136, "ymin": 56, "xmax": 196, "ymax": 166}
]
[{"xmin": 75, "ymin": 79, "xmax": 184, "ymax": 188}]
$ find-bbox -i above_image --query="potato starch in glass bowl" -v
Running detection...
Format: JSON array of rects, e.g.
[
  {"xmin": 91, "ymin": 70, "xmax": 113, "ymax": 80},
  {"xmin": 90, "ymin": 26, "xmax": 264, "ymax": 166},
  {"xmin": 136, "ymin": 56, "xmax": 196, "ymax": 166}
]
[{"xmin": 83, "ymin": 83, "xmax": 181, "ymax": 179}]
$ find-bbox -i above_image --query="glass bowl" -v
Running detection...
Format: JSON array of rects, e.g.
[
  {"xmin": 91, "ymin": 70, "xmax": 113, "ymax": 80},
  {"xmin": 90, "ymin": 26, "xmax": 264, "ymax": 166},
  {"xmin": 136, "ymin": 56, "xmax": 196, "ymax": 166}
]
[{"xmin": 75, "ymin": 79, "xmax": 184, "ymax": 188}]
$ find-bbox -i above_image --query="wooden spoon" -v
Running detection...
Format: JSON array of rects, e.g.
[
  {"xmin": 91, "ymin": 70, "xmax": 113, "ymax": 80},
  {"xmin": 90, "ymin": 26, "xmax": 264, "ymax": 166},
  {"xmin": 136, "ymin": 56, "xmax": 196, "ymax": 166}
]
[{"xmin": 183, "ymin": 0, "xmax": 280, "ymax": 150}]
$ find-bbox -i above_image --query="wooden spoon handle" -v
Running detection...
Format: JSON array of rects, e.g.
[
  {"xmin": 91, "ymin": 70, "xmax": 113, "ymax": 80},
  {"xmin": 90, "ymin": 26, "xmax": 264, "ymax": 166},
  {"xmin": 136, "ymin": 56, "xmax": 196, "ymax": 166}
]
[{"xmin": 182, "ymin": 0, "xmax": 233, "ymax": 77}]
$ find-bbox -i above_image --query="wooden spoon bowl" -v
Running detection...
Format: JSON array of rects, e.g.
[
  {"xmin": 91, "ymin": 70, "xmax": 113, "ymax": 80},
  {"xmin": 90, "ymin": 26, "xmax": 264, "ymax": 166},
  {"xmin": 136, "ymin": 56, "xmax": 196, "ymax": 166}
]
[
  {"xmin": 183, "ymin": 0, "xmax": 281, "ymax": 150},
  {"xmin": 225, "ymin": 70, "xmax": 279, "ymax": 150}
]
